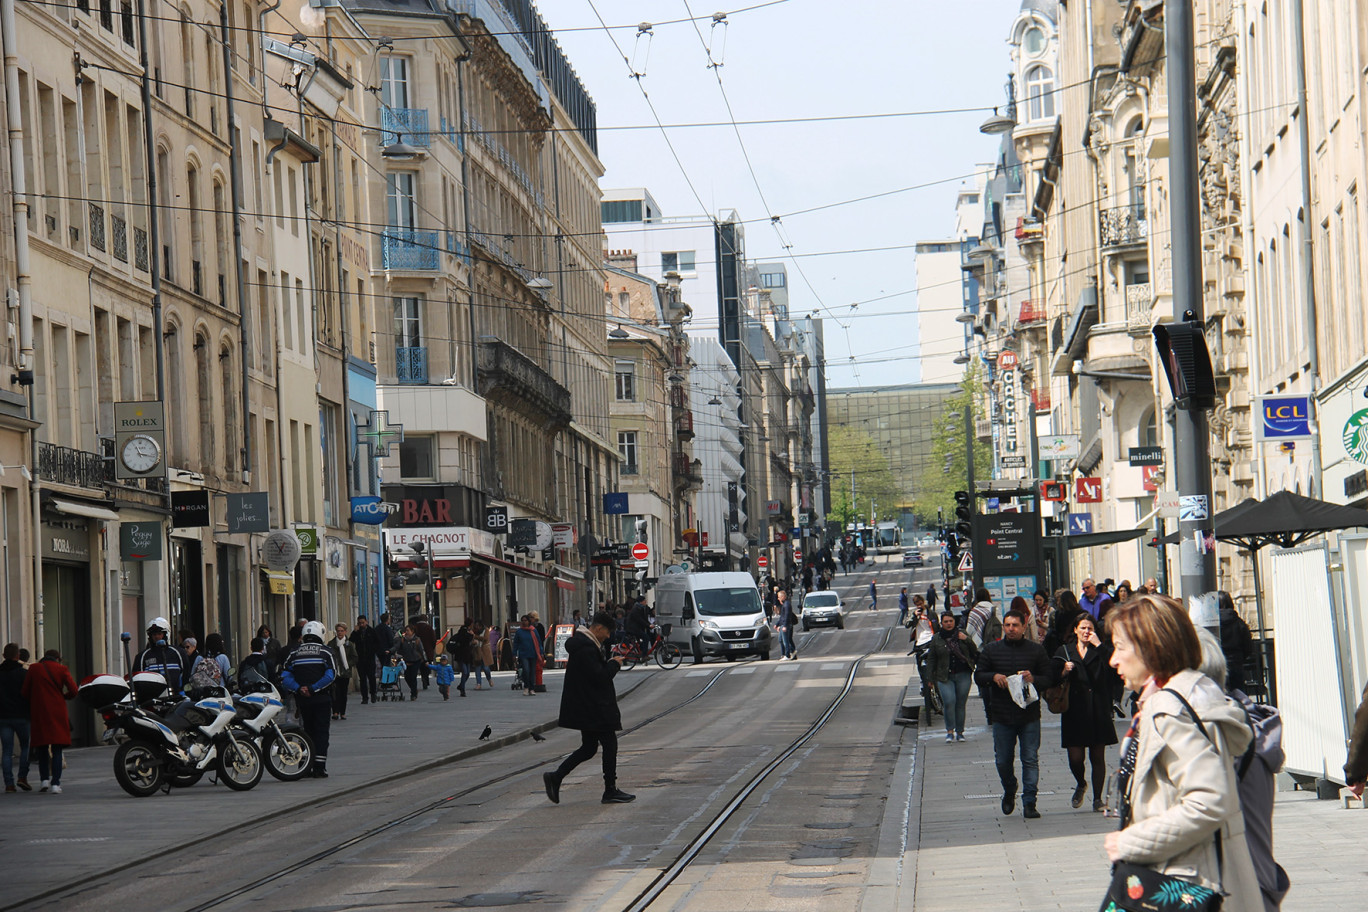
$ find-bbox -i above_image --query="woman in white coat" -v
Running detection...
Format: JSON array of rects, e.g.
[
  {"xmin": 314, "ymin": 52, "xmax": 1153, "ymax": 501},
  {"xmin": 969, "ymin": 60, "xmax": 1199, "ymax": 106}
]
[{"xmin": 1103, "ymin": 594, "xmax": 1262, "ymax": 912}]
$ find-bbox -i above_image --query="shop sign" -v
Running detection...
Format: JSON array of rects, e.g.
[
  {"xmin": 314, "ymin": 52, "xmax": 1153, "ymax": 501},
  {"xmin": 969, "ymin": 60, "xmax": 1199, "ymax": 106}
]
[
  {"xmin": 325, "ymin": 537, "xmax": 348, "ymax": 581},
  {"xmin": 552, "ymin": 523, "xmax": 575, "ymax": 547},
  {"xmin": 384, "ymin": 526, "xmax": 494, "ymax": 560},
  {"xmin": 226, "ymin": 492, "xmax": 270, "ymax": 533},
  {"xmin": 295, "ymin": 526, "xmax": 320, "ymax": 557},
  {"xmin": 41, "ymin": 522, "xmax": 89, "ymax": 562},
  {"xmin": 1258, "ymin": 396, "xmax": 1312, "ymax": 440},
  {"xmin": 265, "ymin": 570, "xmax": 295, "ymax": 595},
  {"xmin": 1344, "ymin": 407, "xmax": 1368, "ymax": 465},
  {"xmin": 120, "ymin": 522, "xmax": 163, "ymax": 561},
  {"xmin": 350, "ymin": 496, "xmax": 396, "ymax": 525},
  {"xmin": 171, "ymin": 490, "xmax": 210, "ymax": 528},
  {"xmin": 1000, "ymin": 358, "xmax": 1021, "ymax": 458}
]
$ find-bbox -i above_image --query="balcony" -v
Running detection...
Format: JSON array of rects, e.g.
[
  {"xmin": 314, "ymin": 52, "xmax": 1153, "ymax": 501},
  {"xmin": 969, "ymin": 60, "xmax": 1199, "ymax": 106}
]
[
  {"xmin": 382, "ymin": 229, "xmax": 440, "ymax": 271},
  {"xmin": 396, "ymin": 346, "xmax": 428, "ymax": 384},
  {"xmin": 1099, "ymin": 202, "xmax": 1148, "ymax": 248},
  {"xmin": 133, "ymin": 226, "xmax": 149, "ymax": 271},
  {"xmin": 669, "ymin": 385, "xmax": 687, "ymax": 409},
  {"xmin": 1125, "ymin": 282, "xmax": 1154, "ymax": 334},
  {"xmin": 89, "ymin": 202, "xmax": 106, "ymax": 252},
  {"xmin": 621, "ymin": 462, "xmax": 639, "ymax": 476},
  {"xmin": 38, "ymin": 441, "xmax": 110, "ymax": 489},
  {"xmin": 111, "ymin": 214, "xmax": 128, "ymax": 262},
  {"xmin": 1017, "ymin": 300, "xmax": 1047, "ymax": 327},
  {"xmin": 380, "ymin": 107, "xmax": 430, "ymax": 147},
  {"xmin": 673, "ymin": 453, "xmax": 703, "ymax": 488},
  {"xmin": 675, "ymin": 410, "xmax": 694, "ymax": 440},
  {"xmin": 476, "ymin": 338, "xmax": 571, "ymax": 428},
  {"xmin": 1031, "ymin": 388, "xmax": 1051, "ymax": 411}
]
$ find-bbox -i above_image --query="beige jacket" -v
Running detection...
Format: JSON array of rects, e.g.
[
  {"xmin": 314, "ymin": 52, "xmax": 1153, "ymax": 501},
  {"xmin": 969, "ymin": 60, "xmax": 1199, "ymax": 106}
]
[{"xmin": 1115, "ymin": 669, "xmax": 1263, "ymax": 912}]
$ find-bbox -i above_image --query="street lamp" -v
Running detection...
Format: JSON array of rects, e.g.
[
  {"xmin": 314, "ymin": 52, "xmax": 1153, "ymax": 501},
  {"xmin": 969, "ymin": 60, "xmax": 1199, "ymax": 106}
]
[
  {"xmin": 979, "ymin": 107, "xmax": 1017, "ymax": 135},
  {"xmin": 381, "ymin": 136, "xmax": 422, "ymax": 161}
]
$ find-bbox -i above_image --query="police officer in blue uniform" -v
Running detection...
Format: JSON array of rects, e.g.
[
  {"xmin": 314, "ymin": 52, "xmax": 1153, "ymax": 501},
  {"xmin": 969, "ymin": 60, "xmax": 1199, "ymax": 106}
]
[
  {"xmin": 281, "ymin": 621, "xmax": 337, "ymax": 778},
  {"xmin": 131, "ymin": 617, "xmax": 189, "ymax": 696}
]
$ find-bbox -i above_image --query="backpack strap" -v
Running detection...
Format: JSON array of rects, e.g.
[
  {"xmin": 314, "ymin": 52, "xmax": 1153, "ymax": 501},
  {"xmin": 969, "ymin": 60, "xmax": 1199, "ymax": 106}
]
[{"xmin": 1159, "ymin": 687, "xmax": 1226, "ymax": 893}]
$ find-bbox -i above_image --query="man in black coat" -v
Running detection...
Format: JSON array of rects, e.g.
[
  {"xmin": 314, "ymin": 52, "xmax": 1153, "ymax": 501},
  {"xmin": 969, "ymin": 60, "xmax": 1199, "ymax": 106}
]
[
  {"xmin": 543, "ymin": 611, "xmax": 634, "ymax": 805},
  {"xmin": 974, "ymin": 608, "xmax": 1053, "ymax": 819},
  {"xmin": 349, "ymin": 617, "xmax": 379, "ymax": 705}
]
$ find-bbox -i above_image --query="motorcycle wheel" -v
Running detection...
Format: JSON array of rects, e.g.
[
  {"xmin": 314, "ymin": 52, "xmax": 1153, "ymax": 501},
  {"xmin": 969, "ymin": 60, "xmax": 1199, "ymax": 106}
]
[
  {"xmin": 655, "ymin": 643, "xmax": 683, "ymax": 670},
  {"xmin": 263, "ymin": 730, "xmax": 314, "ymax": 781},
  {"xmin": 216, "ymin": 732, "xmax": 264, "ymax": 791},
  {"xmin": 113, "ymin": 740, "xmax": 165, "ymax": 798},
  {"xmin": 166, "ymin": 769, "xmax": 205, "ymax": 788}
]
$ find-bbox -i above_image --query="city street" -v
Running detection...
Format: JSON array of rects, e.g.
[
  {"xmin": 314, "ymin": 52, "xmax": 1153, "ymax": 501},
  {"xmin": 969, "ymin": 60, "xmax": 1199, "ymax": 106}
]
[{"xmin": 2, "ymin": 560, "xmax": 1360, "ymax": 912}]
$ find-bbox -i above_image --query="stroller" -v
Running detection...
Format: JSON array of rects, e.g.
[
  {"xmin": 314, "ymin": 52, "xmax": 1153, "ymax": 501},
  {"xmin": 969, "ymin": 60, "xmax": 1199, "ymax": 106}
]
[{"xmin": 378, "ymin": 658, "xmax": 406, "ymax": 702}]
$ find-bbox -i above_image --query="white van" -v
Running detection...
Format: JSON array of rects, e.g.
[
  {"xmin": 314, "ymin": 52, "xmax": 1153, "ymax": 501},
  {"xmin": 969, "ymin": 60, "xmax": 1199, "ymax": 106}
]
[{"xmin": 652, "ymin": 570, "xmax": 772, "ymax": 663}]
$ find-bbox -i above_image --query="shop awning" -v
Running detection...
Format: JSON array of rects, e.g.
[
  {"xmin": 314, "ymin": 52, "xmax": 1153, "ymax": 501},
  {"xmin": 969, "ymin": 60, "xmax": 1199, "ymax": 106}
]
[
  {"xmin": 51, "ymin": 498, "xmax": 120, "ymax": 522},
  {"xmin": 263, "ymin": 569, "xmax": 295, "ymax": 594},
  {"xmin": 471, "ymin": 552, "xmax": 551, "ymax": 579},
  {"xmin": 555, "ymin": 578, "xmax": 576, "ymax": 591}
]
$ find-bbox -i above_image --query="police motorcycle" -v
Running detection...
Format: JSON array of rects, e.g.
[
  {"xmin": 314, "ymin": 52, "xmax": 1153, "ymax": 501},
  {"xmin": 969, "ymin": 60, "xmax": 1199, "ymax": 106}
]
[
  {"xmin": 79, "ymin": 671, "xmax": 264, "ymax": 797},
  {"xmin": 230, "ymin": 667, "xmax": 314, "ymax": 781}
]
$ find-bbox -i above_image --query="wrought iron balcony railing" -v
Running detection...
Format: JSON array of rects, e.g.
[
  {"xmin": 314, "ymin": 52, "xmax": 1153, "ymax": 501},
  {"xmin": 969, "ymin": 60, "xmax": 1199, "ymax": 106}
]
[
  {"xmin": 477, "ymin": 338, "xmax": 571, "ymax": 427},
  {"xmin": 111, "ymin": 213, "xmax": 128, "ymax": 262},
  {"xmin": 89, "ymin": 203, "xmax": 106, "ymax": 252},
  {"xmin": 380, "ymin": 107, "xmax": 430, "ymax": 147},
  {"xmin": 38, "ymin": 441, "xmax": 110, "ymax": 489},
  {"xmin": 1099, "ymin": 202, "xmax": 1148, "ymax": 248},
  {"xmin": 395, "ymin": 346, "xmax": 428, "ymax": 384},
  {"xmin": 382, "ymin": 228, "xmax": 440, "ymax": 270}
]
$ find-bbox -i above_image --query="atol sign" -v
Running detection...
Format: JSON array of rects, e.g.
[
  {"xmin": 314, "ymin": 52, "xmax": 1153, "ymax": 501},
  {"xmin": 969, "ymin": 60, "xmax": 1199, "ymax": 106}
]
[
  {"xmin": 1257, "ymin": 396, "xmax": 1312, "ymax": 440},
  {"xmin": 351, "ymin": 496, "xmax": 397, "ymax": 525}
]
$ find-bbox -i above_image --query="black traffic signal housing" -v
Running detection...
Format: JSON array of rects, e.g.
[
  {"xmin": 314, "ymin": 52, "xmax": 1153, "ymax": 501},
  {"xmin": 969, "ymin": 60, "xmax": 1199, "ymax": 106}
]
[
  {"xmin": 1153, "ymin": 313, "xmax": 1217, "ymax": 410},
  {"xmin": 953, "ymin": 490, "xmax": 973, "ymax": 539}
]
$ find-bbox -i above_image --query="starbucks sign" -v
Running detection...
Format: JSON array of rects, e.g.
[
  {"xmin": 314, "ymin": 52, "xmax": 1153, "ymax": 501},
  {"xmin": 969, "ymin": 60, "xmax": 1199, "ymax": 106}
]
[{"xmin": 1344, "ymin": 408, "xmax": 1368, "ymax": 465}]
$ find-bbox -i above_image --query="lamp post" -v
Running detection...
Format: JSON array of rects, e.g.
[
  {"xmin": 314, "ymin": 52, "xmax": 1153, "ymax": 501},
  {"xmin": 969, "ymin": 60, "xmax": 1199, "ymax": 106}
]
[{"xmin": 953, "ymin": 347, "xmax": 977, "ymax": 592}]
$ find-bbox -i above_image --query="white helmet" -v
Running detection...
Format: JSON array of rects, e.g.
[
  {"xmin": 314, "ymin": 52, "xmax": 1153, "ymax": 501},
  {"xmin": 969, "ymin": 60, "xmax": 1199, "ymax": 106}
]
[
  {"xmin": 147, "ymin": 616, "xmax": 171, "ymax": 641},
  {"xmin": 302, "ymin": 620, "xmax": 326, "ymax": 643}
]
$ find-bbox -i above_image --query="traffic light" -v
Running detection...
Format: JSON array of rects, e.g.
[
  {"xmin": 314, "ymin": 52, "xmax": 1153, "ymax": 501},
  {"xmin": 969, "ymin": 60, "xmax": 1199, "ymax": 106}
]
[
  {"xmin": 432, "ymin": 577, "xmax": 445, "ymax": 592},
  {"xmin": 954, "ymin": 491, "xmax": 972, "ymax": 539},
  {"xmin": 1153, "ymin": 313, "xmax": 1216, "ymax": 410},
  {"xmin": 634, "ymin": 518, "xmax": 648, "ymax": 544}
]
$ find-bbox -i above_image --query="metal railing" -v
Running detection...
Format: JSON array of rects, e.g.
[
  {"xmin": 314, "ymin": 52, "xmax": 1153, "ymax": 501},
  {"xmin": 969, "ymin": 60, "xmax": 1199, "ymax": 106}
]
[
  {"xmin": 111, "ymin": 214, "xmax": 128, "ymax": 262},
  {"xmin": 675, "ymin": 410, "xmax": 694, "ymax": 438},
  {"xmin": 620, "ymin": 462, "xmax": 639, "ymax": 476},
  {"xmin": 477, "ymin": 338, "xmax": 571, "ymax": 424},
  {"xmin": 395, "ymin": 345, "xmax": 428, "ymax": 384},
  {"xmin": 1099, "ymin": 202, "xmax": 1148, "ymax": 247},
  {"xmin": 381, "ymin": 228, "xmax": 440, "ymax": 270},
  {"xmin": 1017, "ymin": 300, "xmax": 1047, "ymax": 325},
  {"xmin": 89, "ymin": 203, "xmax": 106, "ymax": 251},
  {"xmin": 133, "ymin": 226, "xmax": 149, "ymax": 271},
  {"xmin": 37, "ymin": 441, "xmax": 110, "ymax": 489},
  {"xmin": 380, "ymin": 107, "xmax": 430, "ymax": 147}
]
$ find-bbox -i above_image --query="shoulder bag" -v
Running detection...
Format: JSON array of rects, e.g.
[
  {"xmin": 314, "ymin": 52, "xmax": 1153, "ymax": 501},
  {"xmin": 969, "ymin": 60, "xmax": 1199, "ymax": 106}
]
[
  {"xmin": 1100, "ymin": 689, "xmax": 1224, "ymax": 912},
  {"xmin": 1044, "ymin": 645, "xmax": 1071, "ymax": 714}
]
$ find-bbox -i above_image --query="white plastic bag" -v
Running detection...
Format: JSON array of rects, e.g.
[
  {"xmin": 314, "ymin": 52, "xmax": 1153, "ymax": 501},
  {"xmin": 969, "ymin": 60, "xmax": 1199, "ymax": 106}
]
[{"xmin": 1007, "ymin": 673, "xmax": 1038, "ymax": 709}]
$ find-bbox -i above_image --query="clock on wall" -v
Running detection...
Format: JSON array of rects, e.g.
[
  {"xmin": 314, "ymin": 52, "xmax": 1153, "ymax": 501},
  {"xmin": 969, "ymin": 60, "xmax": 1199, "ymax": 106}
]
[{"xmin": 120, "ymin": 434, "xmax": 162, "ymax": 474}]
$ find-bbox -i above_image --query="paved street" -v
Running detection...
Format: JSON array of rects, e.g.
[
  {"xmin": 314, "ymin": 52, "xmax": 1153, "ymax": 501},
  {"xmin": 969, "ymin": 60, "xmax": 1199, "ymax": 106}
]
[{"xmin": 1, "ymin": 561, "xmax": 1362, "ymax": 911}]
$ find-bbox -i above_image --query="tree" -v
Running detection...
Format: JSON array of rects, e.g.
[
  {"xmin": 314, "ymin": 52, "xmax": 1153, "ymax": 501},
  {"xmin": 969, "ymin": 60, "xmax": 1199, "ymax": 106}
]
[
  {"xmin": 824, "ymin": 424, "xmax": 906, "ymax": 530},
  {"xmin": 912, "ymin": 366, "xmax": 994, "ymax": 526}
]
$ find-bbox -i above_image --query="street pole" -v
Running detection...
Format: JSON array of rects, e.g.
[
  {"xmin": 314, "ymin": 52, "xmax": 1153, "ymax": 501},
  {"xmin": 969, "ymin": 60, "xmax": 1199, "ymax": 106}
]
[
  {"xmin": 1166, "ymin": 1, "xmax": 1218, "ymax": 600},
  {"xmin": 964, "ymin": 377, "xmax": 977, "ymax": 593}
]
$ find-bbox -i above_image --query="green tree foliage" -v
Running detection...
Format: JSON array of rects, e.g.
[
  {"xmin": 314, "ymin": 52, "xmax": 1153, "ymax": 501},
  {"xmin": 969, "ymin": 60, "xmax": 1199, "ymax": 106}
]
[
  {"xmin": 824, "ymin": 424, "xmax": 906, "ymax": 529},
  {"xmin": 911, "ymin": 367, "xmax": 994, "ymax": 525}
]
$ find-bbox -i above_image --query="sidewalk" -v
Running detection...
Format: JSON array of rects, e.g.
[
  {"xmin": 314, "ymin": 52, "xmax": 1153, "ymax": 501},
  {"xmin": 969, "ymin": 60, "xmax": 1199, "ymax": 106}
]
[{"xmin": 906, "ymin": 698, "xmax": 1365, "ymax": 911}]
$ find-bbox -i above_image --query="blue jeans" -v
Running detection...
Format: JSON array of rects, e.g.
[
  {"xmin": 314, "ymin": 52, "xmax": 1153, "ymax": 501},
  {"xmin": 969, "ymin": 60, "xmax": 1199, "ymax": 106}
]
[
  {"xmin": 1, "ymin": 718, "xmax": 30, "ymax": 785},
  {"xmin": 936, "ymin": 671, "xmax": 974, "ymax": 735},
  {"xmin": 991, "ymin": 718, "xmax": 1041, "ymax": 805},
  {"xmin": 779, "ymin": 625, "xmax": 796, "ymax": 657},
  {"xmin": 518, "ymin": 656, "xmax": 536, "ymax": 690}
]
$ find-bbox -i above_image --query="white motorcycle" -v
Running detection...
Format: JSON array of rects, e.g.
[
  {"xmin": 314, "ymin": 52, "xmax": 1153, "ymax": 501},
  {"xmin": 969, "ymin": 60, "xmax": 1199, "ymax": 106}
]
[
  {"xmin": 80, "ymin": 672, "xmax": 264, "ymax": 797},
  {"xmin": 231, "ymin": 679, "xmax": 314, "ymax": 781}
]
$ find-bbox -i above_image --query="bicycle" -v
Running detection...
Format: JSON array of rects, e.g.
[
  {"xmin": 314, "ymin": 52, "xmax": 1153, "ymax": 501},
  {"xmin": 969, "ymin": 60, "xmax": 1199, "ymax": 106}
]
[{"xmin": 610, "ymin": 624, "xmax": 683, "ymax": 670}]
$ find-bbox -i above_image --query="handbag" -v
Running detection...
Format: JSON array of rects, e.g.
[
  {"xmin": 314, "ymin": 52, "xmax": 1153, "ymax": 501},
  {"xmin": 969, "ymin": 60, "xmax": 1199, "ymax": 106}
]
[
  {"xmin": 1045, "ymin": 645, "xmax": 1071, "ymax": 714},
  {"xmin": 1099, "ymin": 689, "xmax": 1225, "ymax": 912}
]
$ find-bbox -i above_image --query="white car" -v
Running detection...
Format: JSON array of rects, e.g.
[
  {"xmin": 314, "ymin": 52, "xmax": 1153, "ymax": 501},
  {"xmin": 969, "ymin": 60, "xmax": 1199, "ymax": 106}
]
[{"xmin": 801, "ymin": 590, "xmax": 847, "ymax": 630}]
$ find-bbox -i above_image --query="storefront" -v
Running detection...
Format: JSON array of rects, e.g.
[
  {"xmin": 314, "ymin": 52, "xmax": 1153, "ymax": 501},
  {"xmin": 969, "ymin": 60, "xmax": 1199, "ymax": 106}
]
[{"xmin": 40, "ymin": 516, "xmax": 97, "ymax": 745}]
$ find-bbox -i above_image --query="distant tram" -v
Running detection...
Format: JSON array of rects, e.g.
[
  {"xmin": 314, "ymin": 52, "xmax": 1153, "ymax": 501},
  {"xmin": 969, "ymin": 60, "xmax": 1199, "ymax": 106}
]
[{"xmin": 874, "ymin": 521, "xmax": 902, "ymax": 555}]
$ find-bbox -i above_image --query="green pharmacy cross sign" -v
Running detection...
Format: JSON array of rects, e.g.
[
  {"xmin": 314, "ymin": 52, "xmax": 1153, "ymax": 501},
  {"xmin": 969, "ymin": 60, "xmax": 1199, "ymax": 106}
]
[{"xmin": 358, "ymin": 409, "xmax": 404, "ymax": 458}]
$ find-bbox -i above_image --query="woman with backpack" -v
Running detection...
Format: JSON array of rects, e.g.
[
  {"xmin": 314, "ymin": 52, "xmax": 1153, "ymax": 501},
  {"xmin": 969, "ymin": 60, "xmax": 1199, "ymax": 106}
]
[
  {"xmin": 1052, "ymin": 613, "xmax": 1118, "ymax": 811},
  {"xmin": 187, "ymin": 634, "xmax": 230, "ymax": 692}
]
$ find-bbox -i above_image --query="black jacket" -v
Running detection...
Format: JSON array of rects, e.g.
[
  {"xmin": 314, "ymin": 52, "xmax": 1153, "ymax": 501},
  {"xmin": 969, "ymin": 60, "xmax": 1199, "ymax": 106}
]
[
  {"xmin": 0, "ymin": 658, "xmax": 27, "ymax": 718},
  {"xmin": 557, "ymin": 630, "xmax": 622, "ymax": 732},
  {"xmin": 974, "ymin": 637, "xmax": 1053, "ymax": 726},
  {"xmin": 927, "ymin": 630, "xmax": 979, "ymax": 683},
  {"xmin": 349, "ymin": 626, "xmax": 379, "ymax": 662},
  {"xmin": 133, "ymin": 642, "xmax": 189, "ymax": 695}
]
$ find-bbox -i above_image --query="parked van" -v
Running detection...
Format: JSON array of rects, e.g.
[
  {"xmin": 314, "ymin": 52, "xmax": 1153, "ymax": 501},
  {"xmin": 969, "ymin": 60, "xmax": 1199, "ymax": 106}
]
[{"xmin": 652, "ymin": 570, "xmax": 772, "ymax": 663}]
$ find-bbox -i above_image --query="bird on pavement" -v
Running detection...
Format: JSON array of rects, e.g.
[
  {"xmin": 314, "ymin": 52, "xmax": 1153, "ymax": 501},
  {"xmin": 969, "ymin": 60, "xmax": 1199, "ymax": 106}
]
[
  {"xmin": 531, "ymin": 732, "xmax": 546, "ymax": 742},
  {"xmin": 479, "ymin": 725, "xmax": 492, "ymax": 741}
]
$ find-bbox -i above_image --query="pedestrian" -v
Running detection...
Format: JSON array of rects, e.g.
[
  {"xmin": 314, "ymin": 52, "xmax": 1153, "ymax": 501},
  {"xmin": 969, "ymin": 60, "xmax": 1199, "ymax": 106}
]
[
  {"xmin": 1114, "ymin": 580, "xmax": 1134, "ymax": 605},
  {"xmin": 410, "ymin": 616, "xmax": 437, "ymax": 690},
  {"xmin": 1011, "ymin": 596, "xmax": 1042, "ymax": 644},
  {"xmin": 542, "ymin": 610, "xmax": 634, "ymax": 805},
  {"xmin": 1044, "ymin": 588, "xmax": 1083, "ymax": 657},
  {"xmin": 470, "ymin": 622, "xmax": 493, "ymax": 690},
  {"xmin": 255, "ymin": 625, "xmax": 280, "ymax": 667},
  {"xmin": 21, "ymin": 648, "xmax": 77, "ymax": 794},
  {"xmin": 1053, "ymin": 613, "xmax": 1118, "ymax": 811},
  {"xmin": 499, "ymin": 623, "xmax": 515, "ymax": 671},
  {"xmin": 513, "ymin": 615, "xmax": 542, "ymax": 695},
  {"xmin": 280, "ymin": 621, "xmax": 337, "ymax": 778},
  {"xmin": 375, "ymin": 612, "xmax": 396, "ymax": 669},
  {"xmin": 1143, "ymin": 577, "xmax": 1160, "ymax": 595},
  {"xmin": 1078, "ymin": 578, "xmax": 1112, "ymax": 621},
  {"xmin": 1217, "ymin": 590, "xmax": 1254, "ymax": 692},
  {"xmin": 349, "ymin": 616, "xmax": 379, "ymax": 705},
  {"xmin": 428, "ymin": 655, "xmax": 456, "ymax": 700},
  {"xmin": 571, "ymin": 609, "xmax": 583, "ymax": 627},
  {"xmin": 974, "ymin": 608, "xmax": 1053, "ymax": 818},
  {"xmin": 926, "ymin": 583, "xmax": 938, "ymax": 610},
  {"xmin": 1031, "ymin": 590, "xmax": 1051, "ymax": 641},
  {"xmin": 236, "ymin": 637, "xmax": 274, "ymax": 688},
  {"xmin": 964, "ymin": 588, "xmax": 1001, "ymax": 649},
  {"xmin": 1196, "ymin": 628, "xmax": 1290, "ymax": 912},
  {"xmin": 776, "ymin": 589, "xmax": 799, "ymax": 660},
  {"xmin": 1101, "ymin": 594, "xmax": 1262, "ymax": 912},
  {"xmin": 328, "ymin": 623, "xmax": 357, "ymax": 720},
  {"xmin": 928, "ymin": 612, "xmax": 979, "ymax": 743},
  {"xmin": 396, "ymin": 626, "xmax": 426, "ymax": 700},
  {"xmin": 0, "ymin": 642, "xmax": 31, "ymax": 792},
  {"xmin": 452, "ymin": 620, "xmax": 475, "ymax": 697},
  {"xmin": 182, "ymin": 636, "xmax": 198, "ymax": 670},
  {"xmin": 199, "ymin": 633, "xmax": 232, "ymax": 684},
  {"xmin": 898, "ymin": 587, "xmax": 910, "ymax": 626},
  {"xmin": 132, "ymin": 617, "xmax": 189, "ymax": 696},
  {"xmin": 869, "ymin": 578, "xmax": 878, "ymax": 611},
  {"xmin": 1347, "ymin": 681, "xmax": 1368, "ymax": 801}
]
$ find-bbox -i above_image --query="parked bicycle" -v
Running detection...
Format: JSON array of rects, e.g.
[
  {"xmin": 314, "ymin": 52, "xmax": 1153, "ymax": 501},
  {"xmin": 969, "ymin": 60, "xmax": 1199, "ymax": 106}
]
[{"xmin": 610, "ymin": 624, "xmax": 683, "ymax": 670}]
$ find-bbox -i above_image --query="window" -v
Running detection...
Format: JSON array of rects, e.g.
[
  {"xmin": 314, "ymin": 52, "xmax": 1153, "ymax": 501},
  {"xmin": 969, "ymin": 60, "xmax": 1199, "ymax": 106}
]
[
  {"xmin": 662, "ymin": 251, "xmax": 696, "ymax": 273},
  {"xmin": 394, "ymin": 296, "xmax": 422, "ymax": 348},
  {"xmin": 759, "ymin": 272, "xmax": 785, "ymax": 288},
  {"xmin": 379, "ymin": 56, "xmax": 409, "ymax": 109},
  {"xmin": 601, "ymin": 199, "xmax": 642, "ymax": 223},
  {"xmin": 615, "ymin": 360, "xmax": 635, "ymax": 401},
  {"xmin": 618, "ymin": 431, "xmax": 638, "ymax": 474},
  {"xmin": 398, "ymin": 436, "xmax": 434, "ymax": 480},
  {"xmin": 1025, "ymin": 65, "xmax": 1054, "ymax": 121},
  {"xmin": 386, "ymin": 172, "xmax": 416, "ymax": 229},
  {"xmin": 1023, "ymin": 25, "xmax": 1045, "ymax": 55}
]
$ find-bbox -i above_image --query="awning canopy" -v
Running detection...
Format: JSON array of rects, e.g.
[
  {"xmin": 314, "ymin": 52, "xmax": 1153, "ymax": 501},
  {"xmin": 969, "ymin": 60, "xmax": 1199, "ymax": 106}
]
[
  {"xmin": 1061, "ymin": 528, "xmax": 1148, "ymax": 550},
  {"xmin": 51, "ymin": 498, "xmax": 120, "ymax": 522}
]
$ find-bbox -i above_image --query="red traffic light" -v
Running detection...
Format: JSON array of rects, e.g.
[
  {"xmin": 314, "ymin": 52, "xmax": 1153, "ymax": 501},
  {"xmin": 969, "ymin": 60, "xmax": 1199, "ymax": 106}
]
[{"xmin": 432, "ymin": 577, "xmax": 445, "ymax": 591}]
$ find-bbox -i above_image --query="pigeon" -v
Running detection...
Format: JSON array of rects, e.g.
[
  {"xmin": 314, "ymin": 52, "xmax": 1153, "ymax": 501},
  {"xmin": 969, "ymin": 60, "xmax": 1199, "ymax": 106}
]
[
  {"xmin": 479, "ymin": 725, "xmax": 492, "ymax": 741},
  {"xmin": 531, "ymin": 732, "xmax": 546, "ymax": 742}
]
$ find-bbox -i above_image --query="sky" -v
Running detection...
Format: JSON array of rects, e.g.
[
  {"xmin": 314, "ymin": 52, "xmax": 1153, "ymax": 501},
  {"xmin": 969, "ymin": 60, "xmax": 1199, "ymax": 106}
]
[{"xmin": 537, "ymin": 0, "xmax": 1024, "ymax": 388}]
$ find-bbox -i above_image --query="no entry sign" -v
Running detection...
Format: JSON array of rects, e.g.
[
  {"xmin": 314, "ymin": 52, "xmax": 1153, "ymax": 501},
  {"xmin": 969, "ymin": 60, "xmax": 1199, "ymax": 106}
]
[{"xmin": 631, "ymin": 542, "xmax": 650, "ymax": 561}]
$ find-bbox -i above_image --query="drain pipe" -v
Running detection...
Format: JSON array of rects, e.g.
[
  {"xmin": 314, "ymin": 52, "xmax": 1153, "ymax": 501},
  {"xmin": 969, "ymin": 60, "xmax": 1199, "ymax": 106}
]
[
  {"xmin": 221, "ymin": 5, "xmax": 252, "ymax": 483},
  {"xmin": 3, "ymin": 0, "xmax": 43, "ymax": 650}
]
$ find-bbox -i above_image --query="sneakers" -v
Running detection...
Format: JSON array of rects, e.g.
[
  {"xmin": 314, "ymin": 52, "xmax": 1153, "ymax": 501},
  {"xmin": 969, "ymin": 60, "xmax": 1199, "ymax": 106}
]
[
  {"xmin": 1093, "ymin": 799, "xmax": 1106, "ymax": 813},
  {"xmin": 955, "ymin": 733, "xmax": 966, "ymax": 742},
  {"xmin": 602, "ymin": 788, "xmax": 636, "ymax": 804},
  {"xmin": 543, "ymin": 772, "xmax": 561, "ymax": 804},
  {"xmin": 39, "ymin": 780, "xmax": 50, "ymax": 793},
  {"xmin": 945, "ymin": 733, "xmax": 954, "ymax": 743},
  {"xmin": 1023, "ymin": 804, "xmax": 1040, "ymax": 819},
  {"xmin": 1001, "ymin": 793, "xmax": 1015, "ymax": 815},
  {"xmin": 50, "ymin": 785, "xmax": 62, "ymax": 794},
  {"xmin": 1071, "ymin": 783, "xmax": 1087, "ymax": 809}
]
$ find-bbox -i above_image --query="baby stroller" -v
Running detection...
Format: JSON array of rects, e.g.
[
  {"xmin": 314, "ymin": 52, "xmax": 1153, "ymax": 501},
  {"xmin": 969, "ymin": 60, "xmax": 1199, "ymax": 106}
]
[{"xmin": 379, "ymin": 658, "xmax": 406, "ymax": 702}]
